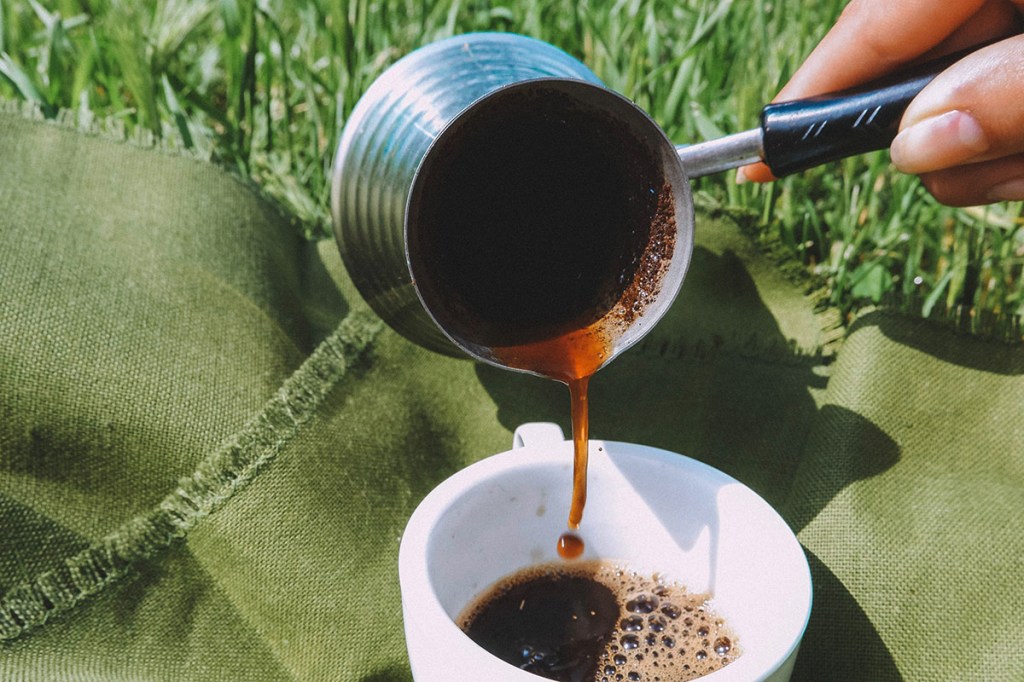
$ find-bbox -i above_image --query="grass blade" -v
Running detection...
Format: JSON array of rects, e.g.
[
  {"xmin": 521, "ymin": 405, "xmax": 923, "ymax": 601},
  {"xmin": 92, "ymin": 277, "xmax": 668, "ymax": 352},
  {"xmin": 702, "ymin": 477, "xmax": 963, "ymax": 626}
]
[{"xmin": 0, "ymin": 51, "xmax": 46, "ymax": 108}]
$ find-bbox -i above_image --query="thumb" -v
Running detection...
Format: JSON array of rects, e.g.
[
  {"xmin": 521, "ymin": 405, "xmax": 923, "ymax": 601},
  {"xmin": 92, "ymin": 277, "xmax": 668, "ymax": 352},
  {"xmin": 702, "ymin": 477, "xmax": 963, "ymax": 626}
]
[{"xmin": 890, "ymin": 35, "xmax": 1024, "ymax": 176}]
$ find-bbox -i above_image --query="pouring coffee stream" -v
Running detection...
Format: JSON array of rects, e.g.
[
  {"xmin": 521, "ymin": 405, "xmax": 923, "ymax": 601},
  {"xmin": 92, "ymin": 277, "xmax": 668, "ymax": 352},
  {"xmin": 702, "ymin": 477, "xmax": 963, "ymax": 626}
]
[
  {"xmin": 331, "ymin": 32, "xmax": 980, "ymax": 557},
  {"xmin": 401, "ymin": 80, "xmax": 684, "ymax": 557}
]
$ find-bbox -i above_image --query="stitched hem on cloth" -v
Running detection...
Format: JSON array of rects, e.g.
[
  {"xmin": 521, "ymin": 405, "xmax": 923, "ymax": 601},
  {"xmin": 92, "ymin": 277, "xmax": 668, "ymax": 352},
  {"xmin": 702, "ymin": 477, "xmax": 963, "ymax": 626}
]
[
  {"xmin": 0, "ymin": 98, "xmax": 211, "ymax": 160},
  {"xmin": 0, "ymin": 311, "xmax": 383, "ymax": 642},
  {"xmin": 0, "ymin": 98, "xmax": 306, "ymax": 237}
]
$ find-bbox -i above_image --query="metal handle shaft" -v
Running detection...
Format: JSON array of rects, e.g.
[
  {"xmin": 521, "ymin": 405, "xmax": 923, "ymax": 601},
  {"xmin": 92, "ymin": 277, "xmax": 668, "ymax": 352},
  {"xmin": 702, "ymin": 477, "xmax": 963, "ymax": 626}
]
[{"xmin": 675, "ymin": 128, "xmax": 763, "ymax": 179}]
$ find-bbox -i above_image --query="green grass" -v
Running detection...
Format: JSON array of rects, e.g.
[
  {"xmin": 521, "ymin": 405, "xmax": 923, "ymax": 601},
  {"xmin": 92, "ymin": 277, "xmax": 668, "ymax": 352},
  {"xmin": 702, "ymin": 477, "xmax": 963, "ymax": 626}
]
[{"xmin": 2, "ymin": 0, "xmax": 1022, "ymax": 338}]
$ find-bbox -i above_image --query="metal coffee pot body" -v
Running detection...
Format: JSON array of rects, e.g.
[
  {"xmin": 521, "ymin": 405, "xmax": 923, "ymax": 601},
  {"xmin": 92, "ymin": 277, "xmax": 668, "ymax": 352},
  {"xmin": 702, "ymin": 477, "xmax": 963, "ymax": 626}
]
[
  {"xmin": 330, "ymin": 33, "xmax": 695, "ymax": 371},
  {"xmin": 332, "ymin": 31, "xmax": 954, "ymax": 370}
]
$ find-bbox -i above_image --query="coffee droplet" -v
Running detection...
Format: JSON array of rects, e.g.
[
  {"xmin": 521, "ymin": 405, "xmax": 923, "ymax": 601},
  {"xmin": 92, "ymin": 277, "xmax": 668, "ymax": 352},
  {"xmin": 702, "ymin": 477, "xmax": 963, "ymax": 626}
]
[{"xmin": 557, "ymin": 532, "xmax": 585, "ymax": 560}]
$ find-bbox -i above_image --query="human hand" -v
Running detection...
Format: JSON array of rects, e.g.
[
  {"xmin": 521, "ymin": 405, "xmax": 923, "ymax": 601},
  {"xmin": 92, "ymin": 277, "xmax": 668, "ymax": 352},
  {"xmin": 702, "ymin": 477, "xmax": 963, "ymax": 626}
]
[{"xmin": 740, "ymin": 0, "xmax": 1024, "ymax": 206}]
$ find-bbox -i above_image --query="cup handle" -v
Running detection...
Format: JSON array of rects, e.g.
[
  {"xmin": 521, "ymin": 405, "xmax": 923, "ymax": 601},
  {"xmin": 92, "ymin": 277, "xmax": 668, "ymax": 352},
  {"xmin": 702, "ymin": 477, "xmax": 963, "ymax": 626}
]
[{"xmin": 512, "ymin": 422, "xmax": 566, "ymax": 450}]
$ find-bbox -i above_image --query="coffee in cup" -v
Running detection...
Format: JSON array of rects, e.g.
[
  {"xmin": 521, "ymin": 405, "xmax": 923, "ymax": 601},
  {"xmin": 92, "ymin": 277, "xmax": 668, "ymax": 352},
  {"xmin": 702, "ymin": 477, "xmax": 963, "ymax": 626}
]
[
  {"xmin": 458, "ymin": 559, "xmax": 740, "ymax": 682},
  {"xmin": 398, "ymin": 426, "xmax": 811, "ymax": 682}
]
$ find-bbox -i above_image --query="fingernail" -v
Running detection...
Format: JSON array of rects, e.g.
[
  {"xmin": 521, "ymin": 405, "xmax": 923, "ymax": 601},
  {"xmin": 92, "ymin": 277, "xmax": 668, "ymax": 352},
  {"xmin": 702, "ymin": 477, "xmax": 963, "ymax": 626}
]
[
  {"xmin": 890, "ymin": 110, "xmax": 989, "ymax": 175},
  {"xmin": 735, "ymin": 166, "xmax": 749, "ymax": 185},
  {"xmin": 986, "ymin": 178, "xmax": 1024, "ymax": 203}
]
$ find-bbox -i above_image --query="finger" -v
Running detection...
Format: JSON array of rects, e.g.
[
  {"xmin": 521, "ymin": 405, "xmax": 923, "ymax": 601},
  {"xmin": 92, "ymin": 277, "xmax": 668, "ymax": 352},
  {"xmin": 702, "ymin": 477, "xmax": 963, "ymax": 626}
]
[
  {"xmin": 916, "ymin": 0, "xmax": 1023, "ymax": 60},
  {"xmin": 736, "ymin": 162, "xmax": 774, "ymax": 184},
  {"xmin": 740, "ymin": 0, "xmax": 983, "ymax": 185},
  {"xmin": 917, "ymin": 152, "xmax": 1024, "ymax": 205},
  {"xmin": 738, "ymin": 0, "xmax": 1021, "ymax": 184},
  {"xmin": 775, "ymin": 0, "xmax": 990, "ymax": 101},
  {"xmin": 891, "ymin": 35, "xmax": 1024, "ymax": 174}
]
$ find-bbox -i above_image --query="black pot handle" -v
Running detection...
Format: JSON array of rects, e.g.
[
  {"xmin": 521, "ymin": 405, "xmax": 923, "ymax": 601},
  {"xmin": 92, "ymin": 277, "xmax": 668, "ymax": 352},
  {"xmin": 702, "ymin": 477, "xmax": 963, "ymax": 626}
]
[{"xmin": 760, "ymin": 46, "xmax": 978, "ymax": 177}]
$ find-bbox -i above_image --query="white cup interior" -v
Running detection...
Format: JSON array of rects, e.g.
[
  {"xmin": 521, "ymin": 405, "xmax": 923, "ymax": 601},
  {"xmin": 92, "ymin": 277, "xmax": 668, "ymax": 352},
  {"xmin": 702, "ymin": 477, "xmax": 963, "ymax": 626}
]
[{"xmin": 399, "ymin": 423, "xmax": 812, "ymax": 681}]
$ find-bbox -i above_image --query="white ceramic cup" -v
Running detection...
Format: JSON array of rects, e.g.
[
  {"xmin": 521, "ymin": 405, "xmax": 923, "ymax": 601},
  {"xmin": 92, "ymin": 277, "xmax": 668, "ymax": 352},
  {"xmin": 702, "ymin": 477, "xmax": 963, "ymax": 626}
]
[{"xmin": 398, "ymin": 423, "xmax": 812, "ymax": 681}]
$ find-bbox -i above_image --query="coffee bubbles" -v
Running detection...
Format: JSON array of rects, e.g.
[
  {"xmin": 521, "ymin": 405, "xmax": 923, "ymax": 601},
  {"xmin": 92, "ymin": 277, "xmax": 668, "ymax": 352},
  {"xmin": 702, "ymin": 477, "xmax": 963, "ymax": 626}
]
[{"xmin": 458, "ymin": 560, "xmax": 740, "ymax": 681}]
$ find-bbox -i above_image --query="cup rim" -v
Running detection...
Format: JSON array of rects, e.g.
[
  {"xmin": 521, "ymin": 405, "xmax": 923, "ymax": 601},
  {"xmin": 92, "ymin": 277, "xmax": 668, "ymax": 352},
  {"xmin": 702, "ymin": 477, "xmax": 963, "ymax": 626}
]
[{"xmin": 399, "ymin": 433, "xmax": 812, "ymax": 681}]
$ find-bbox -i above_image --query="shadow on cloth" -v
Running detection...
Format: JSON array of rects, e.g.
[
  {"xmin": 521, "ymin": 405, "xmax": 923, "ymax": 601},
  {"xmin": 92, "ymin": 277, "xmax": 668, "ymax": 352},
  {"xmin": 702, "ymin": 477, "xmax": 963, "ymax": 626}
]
[
  {"xmin": 794, "ymin": 550, "xmax": 904, "ymax": 681},
  {"xmin": 783, "ymin": 404, "xmax": 901, "ymax": 534},
  {"xmin": 872, "ymin": 311, "xmax": 1024, "ymax": 376},
  {"xmin": 360, "ymin": 665, "xmax": 413, "ymax": 682}
]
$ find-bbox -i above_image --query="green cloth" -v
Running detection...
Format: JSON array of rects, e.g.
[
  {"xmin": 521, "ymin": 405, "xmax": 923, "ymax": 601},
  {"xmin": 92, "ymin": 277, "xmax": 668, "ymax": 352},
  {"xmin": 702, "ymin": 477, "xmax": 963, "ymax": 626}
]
[{"xmin": 1, "ymin": 107, "xmax": 1021, "ymax": 681}]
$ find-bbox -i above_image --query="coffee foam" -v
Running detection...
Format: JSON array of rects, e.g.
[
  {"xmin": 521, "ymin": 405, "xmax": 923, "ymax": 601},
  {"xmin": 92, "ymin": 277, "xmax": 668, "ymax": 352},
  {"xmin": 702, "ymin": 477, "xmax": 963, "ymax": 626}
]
[
  {"xmin": 458, "ymin": 560, "xmax": 740, "ymax": 681},
  {"xmin": 592, "ymin": 562, "xmax": 739, "ymax": 681}
]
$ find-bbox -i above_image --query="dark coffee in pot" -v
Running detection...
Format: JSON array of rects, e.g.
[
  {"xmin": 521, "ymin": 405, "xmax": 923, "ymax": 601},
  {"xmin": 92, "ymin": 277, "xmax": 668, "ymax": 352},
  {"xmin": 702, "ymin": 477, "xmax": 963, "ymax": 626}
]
[{"xmin": 407, "ymin": 83, "xmax": 671, "ymax": 353}]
